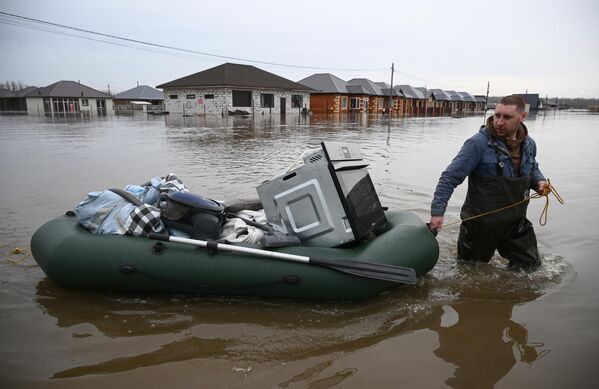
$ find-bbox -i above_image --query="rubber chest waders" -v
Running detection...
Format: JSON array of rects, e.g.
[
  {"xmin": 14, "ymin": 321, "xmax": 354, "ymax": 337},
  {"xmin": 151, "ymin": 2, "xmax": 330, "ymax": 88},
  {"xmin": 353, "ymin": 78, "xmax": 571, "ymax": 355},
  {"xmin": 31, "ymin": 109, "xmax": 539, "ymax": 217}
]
[{"xmin": 457, "ymin": 145, "xmax": 541, "ymax": 268}]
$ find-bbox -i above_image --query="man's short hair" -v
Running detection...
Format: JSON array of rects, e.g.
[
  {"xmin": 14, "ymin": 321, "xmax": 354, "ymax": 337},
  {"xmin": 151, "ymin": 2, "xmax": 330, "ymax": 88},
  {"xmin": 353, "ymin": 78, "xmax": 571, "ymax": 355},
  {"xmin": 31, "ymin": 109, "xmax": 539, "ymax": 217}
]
[{"xmin": 498, "ymin": 95, "xmax": 526, "ymax": 113}]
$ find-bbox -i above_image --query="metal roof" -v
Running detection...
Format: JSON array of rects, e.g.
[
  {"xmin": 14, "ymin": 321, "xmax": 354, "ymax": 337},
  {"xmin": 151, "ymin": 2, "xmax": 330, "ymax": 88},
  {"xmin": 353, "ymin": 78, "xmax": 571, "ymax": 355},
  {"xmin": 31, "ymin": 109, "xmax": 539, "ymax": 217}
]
[
  {"xmin": 157, "ymin": 63, "xmax": 313, "ymax": 91},
  {"xmin": 457, "ymin": 92, "xmax": 476, "ymax": 102},
  {"xmin": 0, "ymin": 86, "xmax": 37, "ymax": 98},
  {"xmin": 395, "ymin": 85, "xmax": 426, "ymax": 100},
  {"xmin": 114, "ymin": 85, "xmax": 164, "ymax": 100},
  {"xmin": 347, "ymin": 78, "xmax": 385, "ymax": 96},
  {"xmin": 25, "ymin": 81, "xmax": 110, "ymax": 98},
  {"xmin": 346, "ymin": 84, "xmax": 368, "ymax": 94},
  {"xmin": 416, "ymin": 87, "xmax": 432, "ymax": 99},
  {"xmin": 445, "ymin": 90, "xmax": 463, "ymax": 101},
  {"xmin": 298, "ymin": 73, "xmax": 349, "ymax": 93},
  {"xmin": 430, "ymin": 89, "xmax": 452, "ymax": 101}
]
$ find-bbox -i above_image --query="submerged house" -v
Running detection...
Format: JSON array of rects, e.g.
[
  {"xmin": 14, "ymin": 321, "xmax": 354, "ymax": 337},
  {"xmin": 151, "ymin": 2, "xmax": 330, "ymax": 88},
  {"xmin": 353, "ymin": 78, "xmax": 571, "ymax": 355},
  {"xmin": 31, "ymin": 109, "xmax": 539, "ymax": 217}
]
[
  {"xmin": 0, "ymin": 86, "xmax": 37, "ymax": 113},
  {"xmin": 298, "ymin": 73, "xmax": 352, "ymax": 113},
  {"xmin": 113, "ymin": 85, "xmax": 164, "ymax": 113},
  {"xmin": 429, "ymin": 89, "xmax": 453, "ymax": 116},
  {"xmin": 25, "ymin": 80, "xmax": 113, "ymax": 116},
  {"xmin": 347, "ymin": 78, "xmax": 387, "ymax": 113},
  {"xmin": 395, "ymin": 85, "xmax": 427, "ymax": 116},
  {"xmin": 157, "ymin": 63, "xmax": 313, "ymax": 115},
  {"xmin": 516, "ymin": 93, "xmax": 542, "ymax": 112}
]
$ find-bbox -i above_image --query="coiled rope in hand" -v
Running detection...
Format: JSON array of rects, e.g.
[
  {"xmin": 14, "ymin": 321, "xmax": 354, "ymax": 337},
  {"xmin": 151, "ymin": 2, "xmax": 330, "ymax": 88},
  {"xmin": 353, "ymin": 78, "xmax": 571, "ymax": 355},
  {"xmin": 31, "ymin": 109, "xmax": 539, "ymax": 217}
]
[{"xmin": 444, "ymin": 179, "xmax": 564, "ymax": 228}]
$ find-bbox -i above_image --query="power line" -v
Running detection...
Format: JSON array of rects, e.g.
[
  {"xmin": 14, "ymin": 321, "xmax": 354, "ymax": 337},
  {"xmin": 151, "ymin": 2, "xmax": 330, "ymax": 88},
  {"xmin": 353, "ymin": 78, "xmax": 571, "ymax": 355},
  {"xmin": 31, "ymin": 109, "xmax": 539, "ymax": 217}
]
[{"xmin": 0, "ymin": 11, "xmax": 384, "ymax": 72}]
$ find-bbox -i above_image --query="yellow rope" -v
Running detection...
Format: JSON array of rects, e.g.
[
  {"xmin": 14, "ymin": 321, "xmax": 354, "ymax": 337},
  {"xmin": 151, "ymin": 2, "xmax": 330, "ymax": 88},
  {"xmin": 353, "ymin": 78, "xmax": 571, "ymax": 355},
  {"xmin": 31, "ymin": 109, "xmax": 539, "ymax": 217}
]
[
  {"xmin": 4, "ymin": 247, "xmax": 32, "ymax": 265},
  {"xmin": 444, "ymin": 179, "xmax": 564, "ymax": 228}
]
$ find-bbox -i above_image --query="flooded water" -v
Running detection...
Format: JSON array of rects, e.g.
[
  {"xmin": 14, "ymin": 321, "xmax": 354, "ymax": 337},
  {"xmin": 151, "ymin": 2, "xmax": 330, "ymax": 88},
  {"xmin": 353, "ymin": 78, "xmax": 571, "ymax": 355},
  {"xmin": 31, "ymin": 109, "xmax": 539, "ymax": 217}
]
[{"xmin": 0, "ymin": 111, "xmax": 596, "ymax": 388}]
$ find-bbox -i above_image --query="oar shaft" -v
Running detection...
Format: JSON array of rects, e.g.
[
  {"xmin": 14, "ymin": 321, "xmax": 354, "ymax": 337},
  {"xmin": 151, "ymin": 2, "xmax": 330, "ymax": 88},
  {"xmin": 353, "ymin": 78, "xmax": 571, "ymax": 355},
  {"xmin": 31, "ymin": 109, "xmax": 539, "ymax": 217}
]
[{"xmin": 167, "ymin": 235, "xmax": 310, "ymax": 263}]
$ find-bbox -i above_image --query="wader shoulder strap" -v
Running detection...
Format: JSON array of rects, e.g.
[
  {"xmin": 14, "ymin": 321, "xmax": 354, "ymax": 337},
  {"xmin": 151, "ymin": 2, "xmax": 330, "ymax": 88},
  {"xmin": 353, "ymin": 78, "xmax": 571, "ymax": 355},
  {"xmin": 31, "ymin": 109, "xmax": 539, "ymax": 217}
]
[{"xmin": 491, "ymin": 143, "xmax": 508, "ymax": 177}]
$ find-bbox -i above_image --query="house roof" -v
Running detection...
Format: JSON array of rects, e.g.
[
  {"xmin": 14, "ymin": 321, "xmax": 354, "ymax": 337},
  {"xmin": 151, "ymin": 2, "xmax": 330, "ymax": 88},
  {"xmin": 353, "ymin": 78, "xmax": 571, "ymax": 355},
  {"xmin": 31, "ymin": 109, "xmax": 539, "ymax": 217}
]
[
  {"xmin": 416, "ymin": 87, "xmax": 432, "ymax": 99},
  {"xmin": 298, "ymin": 73, "xmax": 349, "ymax": 93},
  {"xmin": 347, "ymin": 78, "xmax": 385, "ymax": 96},
  {"xmin": 381, "ymin": 88, "xmax": 402, "ymax": 97},
  {"xmin": 157, "ymin": 62, "xmax": 313, "ymax": 91},
  {"xmin": 457, "ymin": 91, "xmax": 476, "ymax": 102},
  {"xmin": 25, "ymin": 81, "xmax": 110, "ymax": 98},
  {"xmin": 24, "ymin": 81, "xmax": 104, "ymax": 98},
  {"xmin": 445, "ymin": 90, "xmax": 463, "ymax": 101},
  {"xmin": 395, "ymin": 85, "xmax": 426, "ymax": 100},
  {"xmin": 375, "ymin": 82, "xmax": 390, "ymax": 88},
  {"xmin": 430, "ymin": 89, "xmax": 452, "ymax": 101},
  {"xmin": 346, "ymin": 84, "xmax": 368, "ymax": 94},
  {"xmin": 474, "ymin": 95, "xmax": 487, "ymax": 103},
  {"xmin": 114, "ymin": 85, "xmax": 164, "ymax": 100},
  {"xmin": 0, "ymin": 86, "xmax": 38, "ymax": 98}
]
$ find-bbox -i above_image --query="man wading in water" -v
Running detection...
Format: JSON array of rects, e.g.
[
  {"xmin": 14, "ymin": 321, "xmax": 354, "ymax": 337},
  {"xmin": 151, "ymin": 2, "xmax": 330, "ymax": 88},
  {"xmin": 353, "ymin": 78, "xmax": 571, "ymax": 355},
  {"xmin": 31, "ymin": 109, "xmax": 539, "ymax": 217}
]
[{"xmin": 429, "ymin": 95, "xmax": 550, "ymax": 269}]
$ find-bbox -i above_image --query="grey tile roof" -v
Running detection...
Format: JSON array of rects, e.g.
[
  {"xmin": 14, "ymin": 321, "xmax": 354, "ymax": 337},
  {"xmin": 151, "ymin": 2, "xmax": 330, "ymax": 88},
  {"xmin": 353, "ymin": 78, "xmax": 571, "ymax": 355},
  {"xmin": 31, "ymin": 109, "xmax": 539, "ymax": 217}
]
[
  {"xmin": 375, "ymin": 82, "xmax": 390, "ymax": 88},
  {"xmin": 0, "ymin": 86, "xmax": 37, "ymax": 98},
  {"xmin": 430, "ymin": 89, "xmax": 452, "ymax": 101},
  {"xmin": 25, "ymin": 81, "xmax": 110, "ymax": 98},
  {"xmin": 347, "ymin": 78, "xmax": 385, "ymax": 96},
  {"xmin": 157, "ymin": 63, "xmax": 313, "ymax": 91},
  {"xmin": 346, "ymin": 84, "xmax": 368, "ymax": 94},
  {"xmin": 298, "ymin": 73, "xmax": 349, "ymax": 93},
  {"xmin": 474, "ymin": 95, "xmax": 487, "ymax": 103},
  {"xmin": 457, "ymin": 92, "xmax": 476, "ymax": 102},
  {"xmin": 114, "ymin": 85, "xmax": 164, "ymax": 100},
  {"xmin": 395, "ymin": 85, "xmax": 426, "ymax": 100},
  {"xmin": 445, "ymin": 90, "xmax": 463, "ymax": 101},
  {"xmin": 381, "ymin": 88, "xmax": 402, "ymax": 97},
  {"xmin": 416, "ymin": 87, "xmax": 432, "ymax": 99}
]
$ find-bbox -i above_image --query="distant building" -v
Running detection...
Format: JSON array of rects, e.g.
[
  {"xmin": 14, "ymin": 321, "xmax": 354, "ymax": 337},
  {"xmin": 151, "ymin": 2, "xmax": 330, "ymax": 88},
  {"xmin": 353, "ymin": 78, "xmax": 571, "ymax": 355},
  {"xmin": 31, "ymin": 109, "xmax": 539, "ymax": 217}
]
[
  {"xmin": 298, "ymin": 73, "xmax": 352, "ymax": 113},
  {"xmin": 0, "ymin": 86, "xmax": 37, "ymax": 113},
  {"xmin": 113, "ymin": 85, "xmax": 164, "ymax": 113},
  {"xmin": 395, "ymin": 85, "xmax": 427, "ymax": 116},
  {"xmin": 429, "ymin": 89, "xmax": 453, "ymax": 116},
  {"xmin": 157, "ymin": 63, "xmax": 313, "ymax": 115},
  {"xmin": 347, "ymin": 78, "xmax": 387, "ymax": 113},
  {"xmin": 516, "ymin": 93, "xmax": 542, "ymax": 112},
  {"xmin": 25, "ymin": 80, "xmax": 113, "ymax": 116}
]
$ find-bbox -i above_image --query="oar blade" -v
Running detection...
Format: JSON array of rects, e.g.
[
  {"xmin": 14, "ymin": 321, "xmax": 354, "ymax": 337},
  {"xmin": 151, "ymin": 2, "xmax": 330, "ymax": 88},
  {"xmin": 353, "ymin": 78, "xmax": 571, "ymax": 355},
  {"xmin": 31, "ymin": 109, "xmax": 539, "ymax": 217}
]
[{"xmin": 311, "ymin": 257, "xmax": 417, "ymax": 285}]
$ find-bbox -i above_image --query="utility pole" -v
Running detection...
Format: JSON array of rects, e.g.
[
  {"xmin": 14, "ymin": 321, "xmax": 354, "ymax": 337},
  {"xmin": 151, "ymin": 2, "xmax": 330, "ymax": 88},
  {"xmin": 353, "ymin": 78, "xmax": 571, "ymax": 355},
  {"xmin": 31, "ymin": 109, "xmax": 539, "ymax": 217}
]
[
  {"xmin": 483, "ymin": 81, "xmax": 490, "ymax": 125},
  {"xmin": 424, "ymin": 84, "xmax": 427, "ymax": 118},
  {"xmin": 389, "ymin": 63, "xmax": 394, "ymax": 115}
]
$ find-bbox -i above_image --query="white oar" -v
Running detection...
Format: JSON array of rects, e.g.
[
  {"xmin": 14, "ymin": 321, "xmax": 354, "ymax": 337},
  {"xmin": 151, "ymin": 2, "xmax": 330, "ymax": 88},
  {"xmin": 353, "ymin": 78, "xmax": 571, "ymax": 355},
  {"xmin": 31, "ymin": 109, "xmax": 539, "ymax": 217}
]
[{"xmin": 148, "ymin": 233, "xmax": 417, "ymax": 285}]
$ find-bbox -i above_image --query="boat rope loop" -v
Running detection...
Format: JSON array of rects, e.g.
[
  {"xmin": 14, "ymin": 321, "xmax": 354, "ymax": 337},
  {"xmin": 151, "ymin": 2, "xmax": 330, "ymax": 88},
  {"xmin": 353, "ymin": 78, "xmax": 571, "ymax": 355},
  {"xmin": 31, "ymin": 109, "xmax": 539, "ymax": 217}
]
[
  {"xmin": 445, "ymin": 179, "xmax": 564, "ymax": 228},
  {"xmin": 4, "ymin": 247, "xmax": 32, "ymax": 265}
]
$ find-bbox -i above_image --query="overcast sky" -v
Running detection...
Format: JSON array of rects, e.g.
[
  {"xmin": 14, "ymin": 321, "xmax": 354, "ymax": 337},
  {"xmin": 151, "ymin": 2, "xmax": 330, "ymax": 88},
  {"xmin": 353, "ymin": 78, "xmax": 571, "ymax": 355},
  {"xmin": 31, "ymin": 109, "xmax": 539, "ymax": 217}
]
[{"xmin": 1, "ymin": 0, "xmax": 597, "ymax": 97}]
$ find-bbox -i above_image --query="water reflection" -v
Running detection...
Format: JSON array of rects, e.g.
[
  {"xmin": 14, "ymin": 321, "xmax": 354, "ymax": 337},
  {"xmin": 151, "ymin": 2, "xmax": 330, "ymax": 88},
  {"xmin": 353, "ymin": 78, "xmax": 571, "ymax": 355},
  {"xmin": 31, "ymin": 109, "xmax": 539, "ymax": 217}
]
[{"xmin": 35, "ymin": 263, "xmax": 559, "ymax": 385}]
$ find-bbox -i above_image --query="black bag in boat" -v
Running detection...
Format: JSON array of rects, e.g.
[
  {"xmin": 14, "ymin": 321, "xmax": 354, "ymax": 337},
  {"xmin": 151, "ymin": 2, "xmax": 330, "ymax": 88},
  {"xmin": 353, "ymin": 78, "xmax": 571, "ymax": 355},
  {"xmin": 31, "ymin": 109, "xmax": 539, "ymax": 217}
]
[{"xmin": 160, "ymin": 192, "xmax": 225, "ymax": 240}]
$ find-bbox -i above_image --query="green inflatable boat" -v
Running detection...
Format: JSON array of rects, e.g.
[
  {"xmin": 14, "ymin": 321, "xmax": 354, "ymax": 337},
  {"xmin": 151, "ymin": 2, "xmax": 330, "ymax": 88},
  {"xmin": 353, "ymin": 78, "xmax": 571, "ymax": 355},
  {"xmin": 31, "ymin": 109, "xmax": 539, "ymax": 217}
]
[{"xmin": 31, "ymin": 210, "xmax": 438, "ymax": 301}]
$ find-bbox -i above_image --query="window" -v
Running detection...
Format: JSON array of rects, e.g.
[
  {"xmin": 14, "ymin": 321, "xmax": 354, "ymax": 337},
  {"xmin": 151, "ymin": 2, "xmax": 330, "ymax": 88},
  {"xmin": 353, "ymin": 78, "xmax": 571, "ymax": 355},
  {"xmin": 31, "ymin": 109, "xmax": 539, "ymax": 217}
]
[
  {"xmin": 350, "ymin": 98, "xmax": 360, "ymax": 109},
  {"xmin": 260, "ymin": 93, "xmax": 274, "ymax": 108},
  {"xmin": 291, "ymin": 95, "xmax": 303, "ymax": 108},
  {"xmin": 43, "ymin": 98, "xmax": 51, "ymax": 113},
  {"xmin": 81, "ymin": 98, "xmax": 89, "ymax": 106},
  {"xmin": 52, "ymin": 97, "xmax": 79, "ymax": 113},
  {"xmin": 204, "ymin": 94, "xmax": 214, "ymax": 99},
  {"xmin": 341, "ymin": 96, "xmax": 348, "ymax": 109},
  {"xmin": 232, "ymin": 90, "xmax": 252, "ymax": 107},
  {"xmin": 169, "ymin": 94, "xmax": 178, "ymax": 99},
  {"xmin": 186, "ymin": 94, "xmax": 196, "ymax": 99}
]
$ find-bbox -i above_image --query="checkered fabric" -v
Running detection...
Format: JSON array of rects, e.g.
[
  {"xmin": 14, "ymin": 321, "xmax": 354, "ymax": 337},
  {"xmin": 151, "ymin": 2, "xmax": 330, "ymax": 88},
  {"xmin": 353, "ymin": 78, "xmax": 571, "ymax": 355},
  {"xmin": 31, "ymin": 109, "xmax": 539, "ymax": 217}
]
[
  {"xmin": 160, "ymin": 173, "xmax": 188, "ymax": 194},
  {"xmin": 125, "ymin": 204, "xmax": 164, "ymax": 236}
]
